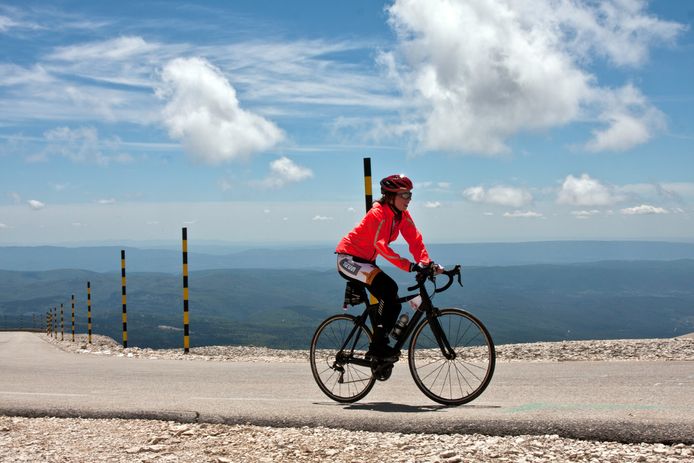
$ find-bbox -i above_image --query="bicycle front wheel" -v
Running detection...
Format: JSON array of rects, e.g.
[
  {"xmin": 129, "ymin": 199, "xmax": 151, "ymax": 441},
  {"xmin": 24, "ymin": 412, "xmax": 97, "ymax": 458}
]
[
  {"xmin": 310, "ymin": 314, "xmax": 376, "ymax": 403},
  {"xmin": 408, "ymin": 308, "xmax": 495, "ymax": 406}
]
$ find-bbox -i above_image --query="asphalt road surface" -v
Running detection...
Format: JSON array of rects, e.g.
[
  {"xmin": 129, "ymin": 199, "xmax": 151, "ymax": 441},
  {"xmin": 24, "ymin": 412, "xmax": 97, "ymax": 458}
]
[{"xmin": 1, "ymin": 332, "xmax": 692, "ymax": 444}]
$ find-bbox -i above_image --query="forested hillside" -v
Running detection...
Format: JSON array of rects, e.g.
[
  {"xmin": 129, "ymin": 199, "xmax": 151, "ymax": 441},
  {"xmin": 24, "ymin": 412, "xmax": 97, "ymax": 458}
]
[{"xmin": 2, "ymin": 260, "xmax": 692, "ymax": 348}]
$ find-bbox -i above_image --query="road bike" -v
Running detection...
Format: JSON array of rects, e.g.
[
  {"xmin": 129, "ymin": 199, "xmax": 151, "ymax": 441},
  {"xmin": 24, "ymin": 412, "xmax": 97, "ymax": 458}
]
[{"xmin": 310, "ymin": 265, "xmax": 495, "ymax": 406}]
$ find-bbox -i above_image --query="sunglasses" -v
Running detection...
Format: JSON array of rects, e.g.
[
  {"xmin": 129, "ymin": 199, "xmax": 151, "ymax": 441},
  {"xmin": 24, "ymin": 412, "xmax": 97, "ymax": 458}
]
[{"xmin": 396, "ymin": 192, "xmax": 412, "ymax": 200}]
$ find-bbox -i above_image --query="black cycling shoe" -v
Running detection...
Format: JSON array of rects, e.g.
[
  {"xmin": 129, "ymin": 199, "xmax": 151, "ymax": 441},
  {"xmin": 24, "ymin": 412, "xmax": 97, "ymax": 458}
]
[{"xmin": 365, "ymin": 342, "xmax": 400, "ymax": 362}]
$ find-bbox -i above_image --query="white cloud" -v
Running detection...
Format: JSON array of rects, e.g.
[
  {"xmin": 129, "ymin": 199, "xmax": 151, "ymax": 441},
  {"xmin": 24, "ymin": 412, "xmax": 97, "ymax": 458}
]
[
  {"xmin": 0, "ymin": 14, "xmax": 41, "ymax": 33},
  {"xmin": 424, "ymin": 201, "xmax": 442, "ymax": 208},
  {"xmin": 312, "ymin": 215, "xmax": 334, "ymax": 221},
  {"xmin": 221, "ymin": 39, "xmax": 401, "ymax": 111},
  {"xmin": 0, "ymin": 222, "xmax": 8, "ymax": 229},
  {"xmin": 97, "ymin": 199, "xmax": 116, "ymax": 205},
  {"xmin": 0, "ymin": 15, "xmax": 18, "ymax": 32},
  {"xmin": 586, "ymin": 84, "xmax": 666, "ymax": 152},
  {"xmin": 620, "ymin": 204, "xmax": 668, "ymax": 215},
  {"xmin": 38, "ymin": 126, "xmax": 133, "ymax": 165},
  {"xmin": 417, "ymin": 181, "xmax": 452, "ymax": 193},
  {"xmin": 49, "ymin": 36, "xmax": 158, "ymax": 62},
  {"xmin": 553, "ymin": 0, "xmax": 685, "ymax": 67},
  {"xmin": 0, "ymin": 64, "xmax": 53, "ymax": 86},
  {"xmin": 571, "ymin": 210, "xmax": 602, "ymax": 219},
  {"xmin": 254, "ymin": 156, "xmax": 313, "ymax": 189},
  {"xmin": 557, "ymin": 174, "xmax": 620, "ymax": 206},
  {"xmin": 4, "ymin": 34, "xmax": 397, "ymax": 128},
  {"xmin": 463, "ymin": 186, "xmax": 532, "ymax": 207},
  {"xmin": 383, "ymin": 0, "xmax": 684, "ymax": 155},
  {"xmin": 503, "ymin": 210, "xmax": 543, "ymax": 218},
  {"xmin": 662, "ymin": 183, "xmax": 694, "ymax": 198},
  {"xmin": 617, "ymin": 181, "xmax": 694, "ymax": 204},
  {"xmin": 28, "ymin": 200, "xmax": 45, "ymax": 210},
  {"xmin": 158, "ymin": 57, "xmax": 284, "ymax": 164}
]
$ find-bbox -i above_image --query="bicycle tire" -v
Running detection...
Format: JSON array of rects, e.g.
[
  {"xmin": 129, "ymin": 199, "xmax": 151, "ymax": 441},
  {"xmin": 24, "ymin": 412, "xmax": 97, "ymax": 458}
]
[
  {"xmin": 310, "ymin": 314, "xmax": 376, "ymax": 403},
  {"xmin": 408, "ymin": 308, "xmax": 495, "ymax": 406}
]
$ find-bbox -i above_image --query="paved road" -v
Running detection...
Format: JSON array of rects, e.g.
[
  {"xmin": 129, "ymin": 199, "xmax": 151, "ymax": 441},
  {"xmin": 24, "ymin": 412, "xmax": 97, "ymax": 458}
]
[{"xmin": 1, "ymin": 332, "xmax": 693, "ymax": 444}]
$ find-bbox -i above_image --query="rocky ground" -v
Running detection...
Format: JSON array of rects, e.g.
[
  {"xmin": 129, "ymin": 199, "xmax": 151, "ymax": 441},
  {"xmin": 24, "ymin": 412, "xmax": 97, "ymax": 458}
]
[
  {"xmin": 43, "ymin": 332, "xmax": 694, "ymax": 363},
  {"xmin": 2, "ymin": 416, "xmax": 693, "ymax": 463},
  {"xmin": 1, "ymin": 334, "xmax": 693, "ymax": 463}
]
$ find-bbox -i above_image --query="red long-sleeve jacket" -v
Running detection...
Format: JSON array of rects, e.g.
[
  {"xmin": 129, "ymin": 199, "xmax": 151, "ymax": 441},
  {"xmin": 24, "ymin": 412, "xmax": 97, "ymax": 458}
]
[{"xmin": 336, "ymin": 202, "xmax": 430, "ymax": 272}]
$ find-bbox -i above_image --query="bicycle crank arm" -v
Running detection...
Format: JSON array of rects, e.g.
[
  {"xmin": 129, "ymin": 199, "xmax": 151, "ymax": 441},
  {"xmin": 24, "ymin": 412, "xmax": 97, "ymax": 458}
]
[{"xmin": 348, "ymin": 357, "xmax": 373, "ymax": 368}]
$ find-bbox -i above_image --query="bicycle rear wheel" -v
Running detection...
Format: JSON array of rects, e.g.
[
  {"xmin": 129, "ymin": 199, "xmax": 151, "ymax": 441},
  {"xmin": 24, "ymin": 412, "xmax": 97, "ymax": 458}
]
[
  {"xmin": 310, "ymin": 314, "xmax": 376, "ymax": 403},
  {"xmin": 408, "ymin": 308, "xmax": 495, "ymax": 406}
]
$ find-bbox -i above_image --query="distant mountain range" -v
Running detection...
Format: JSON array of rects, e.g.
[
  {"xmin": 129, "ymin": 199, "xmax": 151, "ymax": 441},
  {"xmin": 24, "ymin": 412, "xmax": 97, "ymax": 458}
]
[
  {"xmin": 2, "ymin": 258, "xmax": 693, "ymax": 349},
  {"xmin": 2, "ymin": 240, "xmax": 694, "ymax": 272}
]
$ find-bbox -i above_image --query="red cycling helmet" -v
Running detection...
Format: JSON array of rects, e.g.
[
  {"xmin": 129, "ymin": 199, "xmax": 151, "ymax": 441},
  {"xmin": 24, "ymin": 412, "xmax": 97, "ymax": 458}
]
[{"xmin": 380, "ymin": 174, "xmax": 413, "ymax": 193}]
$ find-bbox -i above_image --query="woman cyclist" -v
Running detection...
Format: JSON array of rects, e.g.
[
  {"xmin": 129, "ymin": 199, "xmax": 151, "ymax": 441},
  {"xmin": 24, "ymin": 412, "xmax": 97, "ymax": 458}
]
[{"xmin": 335, "ymin": 174, "xmax": 442, "ymax": 361}]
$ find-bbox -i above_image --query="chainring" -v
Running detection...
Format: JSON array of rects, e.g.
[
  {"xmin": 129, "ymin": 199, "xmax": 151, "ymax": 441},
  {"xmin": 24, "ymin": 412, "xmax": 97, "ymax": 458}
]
[{"xmin": 371, "ymin": 362, "xmax": 394, "ymax": 381}]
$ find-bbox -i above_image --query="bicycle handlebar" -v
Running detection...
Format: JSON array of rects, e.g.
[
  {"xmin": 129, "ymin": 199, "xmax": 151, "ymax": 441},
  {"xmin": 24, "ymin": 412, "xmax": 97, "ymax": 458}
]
[{"xmin": 406, "ymin": 264, "xmax": 463, "ymax": 293}]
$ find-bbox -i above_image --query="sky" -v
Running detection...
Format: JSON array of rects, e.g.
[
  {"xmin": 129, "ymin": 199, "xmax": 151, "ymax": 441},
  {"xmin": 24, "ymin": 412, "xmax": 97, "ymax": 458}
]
[{"xmin": 1, "ymin": 0, "xmax": 693, "ymax": 247}]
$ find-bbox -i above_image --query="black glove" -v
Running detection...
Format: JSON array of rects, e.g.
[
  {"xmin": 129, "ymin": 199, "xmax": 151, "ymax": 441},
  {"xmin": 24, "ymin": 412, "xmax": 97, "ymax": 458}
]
[{"xmin": 409, "ymin": 261, "xmax": 429, "ymax": 273}]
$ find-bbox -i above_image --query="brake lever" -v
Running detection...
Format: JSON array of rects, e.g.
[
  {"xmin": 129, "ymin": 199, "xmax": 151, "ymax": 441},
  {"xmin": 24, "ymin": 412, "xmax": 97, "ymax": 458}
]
[{"xmin": 454, "ymin": 265, "xmax": 463, "ymax": 287}]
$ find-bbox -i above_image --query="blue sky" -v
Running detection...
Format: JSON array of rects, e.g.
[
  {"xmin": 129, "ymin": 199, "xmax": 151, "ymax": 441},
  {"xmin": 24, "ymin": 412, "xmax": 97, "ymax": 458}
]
[{"xmin": 1, "ymin": 0, "xmax": 693, "ymax": 246}]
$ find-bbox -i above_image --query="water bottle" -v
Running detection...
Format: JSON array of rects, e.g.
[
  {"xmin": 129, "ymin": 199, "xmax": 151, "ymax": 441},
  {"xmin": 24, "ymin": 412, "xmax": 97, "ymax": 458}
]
[{"xmin": 391, "ymin": 313, "xmax": 409, "ymax": 340}]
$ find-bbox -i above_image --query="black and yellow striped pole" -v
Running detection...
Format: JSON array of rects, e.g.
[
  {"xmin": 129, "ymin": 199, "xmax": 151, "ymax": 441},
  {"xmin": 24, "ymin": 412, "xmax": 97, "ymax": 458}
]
[
  {"xmin": 46, "ymin": 310, "xmax": 51, "ymax": 336},
  {"xmin": 182, "ymin": 227, "xmax": 190, "ymax": 354},
  {"xmin": 87, "ymin": 281, "xmax": 92, "ymax": 344},
  {"xmin": 71, "ymin": 294, "xmax": 75, "ymax": 342},
  {"xmin": 53, "ymin": 307, "xmax": 56, "ymax": 338},
  {"xmin": 363, "ymin": 157, "xmax": 373, "ymax": 213},
  {"xmin": 121, "ymin": 250, "xmax": 128, "ymax": 348},
  {"xmin": 363, "ymin": 157, "xmax": 378, "ymax": 305},
  {"xmin": 60, "ymin": 303, "xmax": 64, "ymax": 341}
]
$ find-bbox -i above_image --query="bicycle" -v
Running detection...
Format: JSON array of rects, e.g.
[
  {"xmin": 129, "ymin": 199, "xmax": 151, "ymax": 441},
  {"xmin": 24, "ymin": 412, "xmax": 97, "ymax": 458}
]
[{"xmin": 310, "ymin": 265, "xmax": 495, "ymax": 406}]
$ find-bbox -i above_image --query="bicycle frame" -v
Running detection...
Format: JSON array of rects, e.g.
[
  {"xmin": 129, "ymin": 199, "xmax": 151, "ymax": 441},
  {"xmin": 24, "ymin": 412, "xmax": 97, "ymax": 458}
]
[{"xmin": 336, "ymin": 265, "xmax": 462, "ymax": 367}]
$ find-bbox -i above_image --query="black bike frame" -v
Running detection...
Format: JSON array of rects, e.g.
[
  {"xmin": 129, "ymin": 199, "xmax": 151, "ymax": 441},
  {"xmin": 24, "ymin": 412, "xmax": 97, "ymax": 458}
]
[{"xmin": 337, "ymin": 266, "xmax": 462, "ymax": 366}]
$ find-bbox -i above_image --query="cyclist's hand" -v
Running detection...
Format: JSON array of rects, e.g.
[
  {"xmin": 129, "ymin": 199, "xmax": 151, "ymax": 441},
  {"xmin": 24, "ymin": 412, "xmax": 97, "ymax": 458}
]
[
  {"xmin": 409, "ymin": 261, "xmax": 429, "ymax": 273},
  {"xmin": 410, "ymin": 261, "xmax": 444, "ymax": 275}
]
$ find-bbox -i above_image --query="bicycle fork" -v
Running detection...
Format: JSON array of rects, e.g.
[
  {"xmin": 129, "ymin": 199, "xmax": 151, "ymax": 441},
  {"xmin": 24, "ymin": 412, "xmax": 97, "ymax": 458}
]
[{"xmin": 426, "ymin": 310, "xmax": 457, "ymax": 360}]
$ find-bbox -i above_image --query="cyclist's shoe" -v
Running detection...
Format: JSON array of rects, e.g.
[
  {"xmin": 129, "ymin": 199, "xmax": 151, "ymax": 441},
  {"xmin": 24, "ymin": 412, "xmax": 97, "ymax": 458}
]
[
  {"xmin": 372, "ymin": 363, "xmax": 394, "ymax": 381},
  {"xmin": 366, "ymin": 342, "xmax": 400, "ymax": 362}
]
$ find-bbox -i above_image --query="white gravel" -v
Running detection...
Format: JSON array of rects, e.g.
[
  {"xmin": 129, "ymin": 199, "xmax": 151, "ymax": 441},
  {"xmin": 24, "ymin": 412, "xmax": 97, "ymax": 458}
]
[
  {"xmin": 44, "ymin": 332, "xmax": 694, "ymax": 363},
  {"xmin": 2, "ymin": 416, "xmax": 693, "ymax": 463},
  {"xmin": 2, "ymin": 333, "xmax": 692, "ymax": 463}
]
